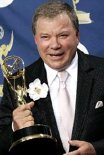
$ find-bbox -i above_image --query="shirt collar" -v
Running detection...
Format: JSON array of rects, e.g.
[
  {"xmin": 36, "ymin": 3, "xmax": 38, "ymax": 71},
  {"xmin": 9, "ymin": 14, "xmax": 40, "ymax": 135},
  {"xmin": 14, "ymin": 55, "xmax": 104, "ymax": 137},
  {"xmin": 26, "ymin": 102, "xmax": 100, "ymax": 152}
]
[
  {"xmin": 44, "ymin": 63, "xmax": 57, "ymax": 87},
  {"xmin": 66, "ymin": 52, "xmax": 78, "ymax": 82}
]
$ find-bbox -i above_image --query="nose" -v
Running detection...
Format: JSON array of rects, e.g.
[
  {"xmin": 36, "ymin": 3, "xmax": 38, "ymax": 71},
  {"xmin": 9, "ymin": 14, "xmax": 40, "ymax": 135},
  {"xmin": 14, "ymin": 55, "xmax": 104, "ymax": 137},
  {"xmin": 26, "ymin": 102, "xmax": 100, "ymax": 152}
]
[{"xmin": 50, "ymin": 37, "xmax": 61, "ymax": 49}]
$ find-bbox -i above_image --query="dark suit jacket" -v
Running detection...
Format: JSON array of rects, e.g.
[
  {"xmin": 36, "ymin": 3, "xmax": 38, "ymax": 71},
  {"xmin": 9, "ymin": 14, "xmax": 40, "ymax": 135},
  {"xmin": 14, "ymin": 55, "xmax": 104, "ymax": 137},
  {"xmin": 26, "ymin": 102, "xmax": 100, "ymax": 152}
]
[{"xmin": 0, "ymin": 50, "xmax": 104, "ymax": 155}]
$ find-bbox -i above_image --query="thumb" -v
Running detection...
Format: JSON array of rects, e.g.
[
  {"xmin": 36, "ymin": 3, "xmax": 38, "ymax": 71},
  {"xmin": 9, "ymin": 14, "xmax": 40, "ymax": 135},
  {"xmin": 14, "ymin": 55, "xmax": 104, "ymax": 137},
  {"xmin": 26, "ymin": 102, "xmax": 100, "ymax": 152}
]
[
  {"xmin": 27, "ymin": 101, "xmax": 34, "ymax": 110},
  {"xmin": 69, "ymin": 140, "xmax": 83, "ymax": 148}
]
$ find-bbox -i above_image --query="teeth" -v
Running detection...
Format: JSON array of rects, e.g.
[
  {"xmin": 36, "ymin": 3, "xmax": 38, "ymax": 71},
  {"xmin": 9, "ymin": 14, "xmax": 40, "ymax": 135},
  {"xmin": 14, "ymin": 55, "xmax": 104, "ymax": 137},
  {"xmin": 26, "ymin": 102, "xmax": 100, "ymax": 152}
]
[{"xmin": 50, "ymin": 53, "xmax": 63, "ymax": 56}]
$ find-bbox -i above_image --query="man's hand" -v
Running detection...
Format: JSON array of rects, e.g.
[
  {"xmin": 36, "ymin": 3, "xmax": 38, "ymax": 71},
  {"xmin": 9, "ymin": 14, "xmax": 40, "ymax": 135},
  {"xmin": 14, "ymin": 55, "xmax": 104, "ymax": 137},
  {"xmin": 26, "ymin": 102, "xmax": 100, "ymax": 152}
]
[
  {"xmin": 12, "ymin": 101, "xmax": 34, "ymax": 131},
  {"xmin": 63, "ymin": 140, "xmax": 96, "ymax": 155}
]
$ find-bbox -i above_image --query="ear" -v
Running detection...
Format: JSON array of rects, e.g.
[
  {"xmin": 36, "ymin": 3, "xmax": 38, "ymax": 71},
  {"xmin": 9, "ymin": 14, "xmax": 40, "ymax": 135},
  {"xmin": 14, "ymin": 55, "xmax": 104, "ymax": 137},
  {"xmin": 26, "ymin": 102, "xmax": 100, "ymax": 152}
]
[
  {"xmin": 76, "ymin": 31, "xmax": 80, "ymax": 45},
  {"xmin": 34, "ymin": 35, "xmax": 37, "ymax": 45}
]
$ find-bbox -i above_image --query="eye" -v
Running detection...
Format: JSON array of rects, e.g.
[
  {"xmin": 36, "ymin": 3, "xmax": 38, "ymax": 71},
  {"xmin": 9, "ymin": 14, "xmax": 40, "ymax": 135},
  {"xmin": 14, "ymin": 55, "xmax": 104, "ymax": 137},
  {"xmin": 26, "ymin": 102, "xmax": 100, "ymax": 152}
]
[
  {"xmin": 41, "ymin": 36, "xmax": 48, "ymax": 38},
  {"xmin": 59, "ymin": 34, "xmax": 69, "ymax": 39},
  {"xmin": 41, "ymin": 35, "xmax": 49, "ymax": 40}
]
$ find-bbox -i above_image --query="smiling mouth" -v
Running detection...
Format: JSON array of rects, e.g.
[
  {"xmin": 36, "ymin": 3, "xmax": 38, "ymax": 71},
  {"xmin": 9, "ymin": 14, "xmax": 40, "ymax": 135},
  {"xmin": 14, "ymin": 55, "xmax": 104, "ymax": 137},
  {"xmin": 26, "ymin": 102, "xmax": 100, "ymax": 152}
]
[
  {"xmin": 49, "ymin": 53, "xmax": 64, "ymax": 61},
  {"xmin": 50, "ymin": 52, "xmax": 64, "ymax": 57}
]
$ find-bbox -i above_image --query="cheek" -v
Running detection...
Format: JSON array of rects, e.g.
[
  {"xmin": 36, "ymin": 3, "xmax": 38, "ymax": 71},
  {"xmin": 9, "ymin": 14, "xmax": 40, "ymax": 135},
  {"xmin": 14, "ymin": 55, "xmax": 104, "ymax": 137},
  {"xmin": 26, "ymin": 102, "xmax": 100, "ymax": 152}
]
[
  {"xmin": 62, "ymin": 41, "xmax": 72, "ymax": 50},
  {"xmin": 37, "ymin": 40, "xmax": 49, "ymax": 50},
  {"xmin": 36, "ymin": 42, "xmax": 48, "ymax": 57},
  {"xmin": 64, "ymin": 38, "xmax": 78, "ymax": 49}
]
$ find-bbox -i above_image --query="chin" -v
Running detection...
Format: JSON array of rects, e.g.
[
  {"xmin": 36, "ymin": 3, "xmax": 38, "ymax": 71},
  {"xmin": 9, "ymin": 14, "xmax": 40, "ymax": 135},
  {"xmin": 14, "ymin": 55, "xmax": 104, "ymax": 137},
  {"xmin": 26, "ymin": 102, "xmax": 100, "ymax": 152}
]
[{"xmin": 49, "ymin": 64, "xmax": 66, "ymax": 70}]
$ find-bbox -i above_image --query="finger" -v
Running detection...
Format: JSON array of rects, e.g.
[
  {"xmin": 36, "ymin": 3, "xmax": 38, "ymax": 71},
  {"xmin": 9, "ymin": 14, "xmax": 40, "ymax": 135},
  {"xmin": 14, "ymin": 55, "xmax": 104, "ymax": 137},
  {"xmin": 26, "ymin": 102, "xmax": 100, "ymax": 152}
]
[
  {"xmin": 22, "ymin": 120, "xmax": 35, "ymax": 128},
  {"xmin": 13, "ymin": 101, "xmax": 34, "ymax": 114},
  {"xmin": 26, "ymin": 101, "xmax": 34, "ymax": 110},
  {"xmin": 13, "ymin": 115, "xmax": 34, "ymax": 129},
  {"xmin": 69, "ymin": 140, "xmax": 84, "ymax": 147},
  {"xmin": 23, "ymin": 109, "xmax": 33, "ymax": 117},
  {"xmin": 24, "ymin": 115, "xmax": 34, "ymax": 122}
]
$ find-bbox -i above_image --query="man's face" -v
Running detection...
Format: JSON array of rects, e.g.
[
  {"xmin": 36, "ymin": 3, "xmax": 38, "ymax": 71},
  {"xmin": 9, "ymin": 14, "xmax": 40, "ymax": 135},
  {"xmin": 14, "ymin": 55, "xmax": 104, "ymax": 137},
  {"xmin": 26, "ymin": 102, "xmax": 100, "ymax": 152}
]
[{"xmin": 34, "ymin": 14, "xmax": 79, "ymax": 70}]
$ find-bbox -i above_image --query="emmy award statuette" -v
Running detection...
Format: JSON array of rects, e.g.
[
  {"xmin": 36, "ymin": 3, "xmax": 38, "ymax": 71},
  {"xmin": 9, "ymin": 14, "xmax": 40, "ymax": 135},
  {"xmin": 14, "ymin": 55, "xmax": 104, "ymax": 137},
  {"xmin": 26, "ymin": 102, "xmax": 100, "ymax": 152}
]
[{"xmin": 1, "ymin": 55, "xmax": 57, "ymax": 155}]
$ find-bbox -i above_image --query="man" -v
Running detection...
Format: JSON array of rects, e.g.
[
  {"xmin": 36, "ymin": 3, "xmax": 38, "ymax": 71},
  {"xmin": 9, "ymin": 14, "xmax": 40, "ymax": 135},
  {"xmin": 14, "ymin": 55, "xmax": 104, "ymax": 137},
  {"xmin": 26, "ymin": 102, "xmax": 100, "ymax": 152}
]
[{"xmin": 0, "ymin": 1, "xmax": 104, "ymax": 155}]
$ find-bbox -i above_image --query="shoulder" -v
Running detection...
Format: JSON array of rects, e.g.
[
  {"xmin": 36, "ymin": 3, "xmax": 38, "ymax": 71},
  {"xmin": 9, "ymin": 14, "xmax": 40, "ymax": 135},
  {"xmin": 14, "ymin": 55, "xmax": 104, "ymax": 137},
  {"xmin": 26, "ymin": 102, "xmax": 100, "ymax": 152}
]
[
  {"xmin": 78, "ymin": 49, "xmax": 104, "ymax": 68},
  {"xmin": 24, "ymin": 58, "xmax": 47, "ymax": 82},
  {"xmin": 25, "ymin": 57, "xmax": 45, "ymax": 75},
  {"xmin": 25, "ymin": 57, "xmax": 43, "ymax": 70}
]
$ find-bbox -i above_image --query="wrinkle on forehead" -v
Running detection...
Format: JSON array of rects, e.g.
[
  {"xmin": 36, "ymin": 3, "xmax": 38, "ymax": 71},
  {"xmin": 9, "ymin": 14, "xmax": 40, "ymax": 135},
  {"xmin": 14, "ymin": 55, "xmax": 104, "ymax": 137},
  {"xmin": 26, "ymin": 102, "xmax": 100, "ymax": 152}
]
[{"xmin": 36, "ymin": 14, "xmax": 74, "ymax": 34}]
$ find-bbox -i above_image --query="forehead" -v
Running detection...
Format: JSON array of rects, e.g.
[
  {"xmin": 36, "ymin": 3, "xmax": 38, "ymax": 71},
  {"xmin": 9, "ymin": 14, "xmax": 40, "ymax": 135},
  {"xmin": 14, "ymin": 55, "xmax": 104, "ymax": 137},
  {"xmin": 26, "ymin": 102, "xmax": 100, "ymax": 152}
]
[{"xmin": 36, "ymin": 14, "xmax": 73, "ymax": 28}]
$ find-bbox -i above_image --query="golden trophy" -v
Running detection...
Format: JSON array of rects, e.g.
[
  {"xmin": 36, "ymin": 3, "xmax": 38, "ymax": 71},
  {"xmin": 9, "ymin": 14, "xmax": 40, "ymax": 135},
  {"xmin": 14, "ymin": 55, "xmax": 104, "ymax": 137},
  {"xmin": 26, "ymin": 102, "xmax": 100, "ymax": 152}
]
[
  {"xmin": 1, "ymin": 55, "xmax": 57, "ymax": 155},
  {"xmin": 1, "ymin": 55, "xmax": 27, "ymax": 106},
  {"xmin": 72, "ymin": 0, "xmax": 92, "ymax": 24}
]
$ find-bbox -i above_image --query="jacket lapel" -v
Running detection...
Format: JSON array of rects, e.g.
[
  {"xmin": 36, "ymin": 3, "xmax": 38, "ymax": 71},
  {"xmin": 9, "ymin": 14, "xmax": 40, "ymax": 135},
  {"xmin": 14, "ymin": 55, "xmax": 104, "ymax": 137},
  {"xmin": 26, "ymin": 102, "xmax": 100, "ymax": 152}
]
[{"xmin": 71, "ymin": 51, "xmax": 95, "ymax": 141}]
